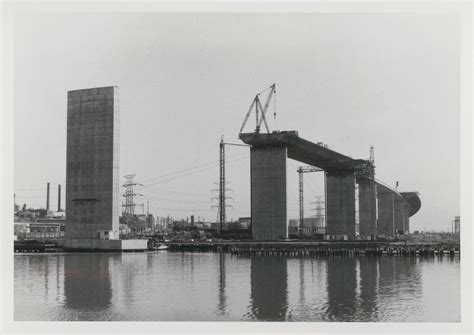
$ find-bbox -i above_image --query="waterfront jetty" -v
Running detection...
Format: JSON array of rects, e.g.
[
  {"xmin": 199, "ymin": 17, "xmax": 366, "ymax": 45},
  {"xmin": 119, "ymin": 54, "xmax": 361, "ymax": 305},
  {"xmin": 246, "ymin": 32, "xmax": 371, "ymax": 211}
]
[
  {"xmin": 164, "ymin": 241, "xmax": 460, "ymax": 257},
  {"xmin": 13, "ymin": 239, "xmax": 460, "ymax": 256},
  {"xmin": 14, "ymin": 240, "xmax": 62, "ymax": 253}
]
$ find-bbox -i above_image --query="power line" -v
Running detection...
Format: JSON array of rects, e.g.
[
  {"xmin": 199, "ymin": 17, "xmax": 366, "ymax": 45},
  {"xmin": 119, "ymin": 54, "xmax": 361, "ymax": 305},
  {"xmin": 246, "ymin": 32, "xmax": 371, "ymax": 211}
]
[
  {"xmin": 136, "ymin": 153, "xmax": 247, "ymax": 185},
  {"xmin": 136, "ymin": 184, "xmax": 213, "ymax": 197},
  {"xmin": 148, "ymin": 205, "xmax": 215, "ymax": 213},
  {"xmin": 140, "ymin": 193, "xmax": 211, "ymax": 204},
  {"xmin": 138, "ymin": 155, "xmax": 248, "ymax": 189}
]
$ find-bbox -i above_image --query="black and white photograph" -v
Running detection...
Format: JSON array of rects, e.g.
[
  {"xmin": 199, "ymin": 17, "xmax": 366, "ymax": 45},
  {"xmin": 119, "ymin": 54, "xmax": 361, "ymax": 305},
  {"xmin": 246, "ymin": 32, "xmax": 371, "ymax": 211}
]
[{"xmin": 1, "ymin": 1, "xmax": 472, "ymax": 334}]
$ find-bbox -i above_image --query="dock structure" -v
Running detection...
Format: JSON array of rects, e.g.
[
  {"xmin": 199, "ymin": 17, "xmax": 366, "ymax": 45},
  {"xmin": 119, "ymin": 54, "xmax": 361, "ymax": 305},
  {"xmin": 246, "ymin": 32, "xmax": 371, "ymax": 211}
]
[
  {"xmin": 63, "ymin": 86, "xmax": 147, "ymax": 252},
  {"xmin": 239, "ymin": 131, "xmax": 421, "ymax": 241},
  {"xmin": 162, "ymin": 241, "xmax": 460, "ymax": 257}
]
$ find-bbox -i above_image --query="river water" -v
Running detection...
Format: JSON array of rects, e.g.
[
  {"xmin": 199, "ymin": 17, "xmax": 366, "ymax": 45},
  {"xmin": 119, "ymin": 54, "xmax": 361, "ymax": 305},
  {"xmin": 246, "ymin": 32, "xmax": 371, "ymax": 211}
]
[{"xmin": 14, "ymin": 252, "xmax": 460, "ymax": 322}]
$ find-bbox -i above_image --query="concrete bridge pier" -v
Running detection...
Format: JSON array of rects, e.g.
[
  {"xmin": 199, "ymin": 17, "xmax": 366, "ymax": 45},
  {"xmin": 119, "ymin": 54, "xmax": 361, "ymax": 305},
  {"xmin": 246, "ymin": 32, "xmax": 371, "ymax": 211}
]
[
  {"xmin": 394, "ymin": 197, "xmax": 410, "ymax": 234},
  {"xmin": 357, "ymin": 177, "xmax": 377, "ymax": 237},
  {"xmin": 376, "ymin": 183, "xmax": 412, "ymax": 236},
  {"xmin": 250, "ymin": 146, "xmax": 288, "ymax": 240},
  {"xmin": 325, "ymin": 171, "xmax": 356, "ymax": 238},
  {"xmin": 375, "ymin": 185, "xmax": 395, "ymax": 236}
]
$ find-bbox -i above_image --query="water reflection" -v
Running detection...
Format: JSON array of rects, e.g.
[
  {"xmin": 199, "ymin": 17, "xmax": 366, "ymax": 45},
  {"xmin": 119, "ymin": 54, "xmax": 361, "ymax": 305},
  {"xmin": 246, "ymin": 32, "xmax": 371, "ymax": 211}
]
[
  {"xmin": 325, "ymin": 257, "xmax": 358, "ymax": 321},
  {"xmin": 299, "ymin": 258, "xmax": 305, "ymax": 306},
  {"xmin": 358, "ymin": 257, "xmax": 379, "ymax": 321},
  {"xmin": 249, "ymin": 255, "xmax": 288, "ymax": 321},
  {"xmin": 64, "ymin": 253, "xmax": 112, "ymax": 310},
  {"xmin": 14, "ymin": 252, "xmax": 457, "ymax": 321},
  {"xmin": 217, "ymin": 252, "xmax": 227, "ymax": 316}
]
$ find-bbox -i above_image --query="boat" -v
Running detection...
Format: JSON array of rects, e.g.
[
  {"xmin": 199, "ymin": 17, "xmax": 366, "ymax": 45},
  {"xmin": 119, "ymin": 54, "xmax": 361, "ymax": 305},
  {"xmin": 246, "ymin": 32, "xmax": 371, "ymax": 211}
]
[{"xmin": 156, "ymin": 244, "xmax": 169, "ymax": 251}]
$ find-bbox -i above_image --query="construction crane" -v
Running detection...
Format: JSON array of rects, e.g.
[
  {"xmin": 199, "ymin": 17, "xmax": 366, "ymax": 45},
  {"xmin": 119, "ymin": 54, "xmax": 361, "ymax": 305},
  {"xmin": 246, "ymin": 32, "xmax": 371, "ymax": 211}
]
[
  {"xmin": 297, "ymin": 166, "xmax": 324, "ymax": 236},
  {"xmin": 239, "ymin": 83, "xmax": 276, "ymax": 134},
  {"xmin": 211, "ymin": 135, "xmax": 250, "ymax": 235}
]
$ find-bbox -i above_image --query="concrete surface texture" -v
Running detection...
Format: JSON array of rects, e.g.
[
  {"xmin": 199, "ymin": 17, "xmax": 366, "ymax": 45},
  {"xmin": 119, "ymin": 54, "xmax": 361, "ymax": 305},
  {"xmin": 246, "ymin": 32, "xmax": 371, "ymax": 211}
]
[
  {"xmin": 240, "ymin": 131, "xmax": 366, "ymax": 172},
  {"xmin": 325, "ymin": 172, "xmax": 356, "ymax": 237},
  {"xmin": 250, "ymin": 147, "xmax": 288, "ymax": 240},
  {"xmin": 376, "ymin": 183, "xmax": 410, "ymax": 236},
  {"xmin": 357, "ymin": 178, "xmax": 377, "ymax": 236},
  {"xmin": 65, "ymin": 87, "xmax": 120, "ymax": 239},
  {"xmin": 63, "ymin": 238, "xmax": 148, "ymax": 251}
]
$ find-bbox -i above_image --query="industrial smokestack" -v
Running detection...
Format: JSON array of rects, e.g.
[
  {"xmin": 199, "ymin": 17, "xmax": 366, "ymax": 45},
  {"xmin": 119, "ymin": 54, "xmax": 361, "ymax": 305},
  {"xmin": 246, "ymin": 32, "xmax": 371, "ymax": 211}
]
[
  {"xmin": 58, "ymin": 184, "xmax": 61, "ymax": 211},
  {"xmin": 46, "ymin": 182, "xmax": 50, "ymax": 210}
]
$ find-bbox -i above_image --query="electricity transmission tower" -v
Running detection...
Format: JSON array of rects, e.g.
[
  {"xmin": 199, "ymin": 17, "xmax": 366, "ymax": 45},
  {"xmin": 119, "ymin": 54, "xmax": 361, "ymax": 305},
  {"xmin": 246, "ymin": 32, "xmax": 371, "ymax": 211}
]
[
  {"xmin": 297, "ymin": 166, "xmax": 323, "ymax": 235},
  {"xmin": 211, "ymin": 135, "xmax": 249, "ymax": 235},
  {"xmin": 122, "ymin": 174, "xmax": 143, "ymax": 217}
]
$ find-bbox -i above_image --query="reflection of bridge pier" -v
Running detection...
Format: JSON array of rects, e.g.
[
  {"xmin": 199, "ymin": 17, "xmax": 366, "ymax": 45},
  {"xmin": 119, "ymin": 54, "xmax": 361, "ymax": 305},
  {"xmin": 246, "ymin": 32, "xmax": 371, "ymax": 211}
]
[
  {"xmin": 325, "ymin": 257, "xmax": 357, "ymax": 321},
  {"xmin": 64, "ymin": 254, "xmax": 112, "ymax": 310},
  {"xmin": 250, "ymin": 256, "xmax": 288, "ymax": 320},
  {"xmin": 358, "ymin": 257, "xmax": 379, "ymax": 321},
  {"xmin": 240, "ymin": 131, "xmax": 421, "ymax": 240}
]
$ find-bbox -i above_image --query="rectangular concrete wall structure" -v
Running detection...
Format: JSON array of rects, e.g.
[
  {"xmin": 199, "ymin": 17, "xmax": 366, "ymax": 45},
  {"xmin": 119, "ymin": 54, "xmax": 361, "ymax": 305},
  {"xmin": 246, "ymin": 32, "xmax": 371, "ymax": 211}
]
[
  {"xmin": 357, "ymin": 178, "xmax": 377, "ymax": 236},
  {"xmin": 376, "ymin": 187, "xmax": 395, "ymax": 236},
  {"xmin": 394, "ymin": 197, "xmax": 410, "ymax": 234},
  {"xmin": 63, "ymin": 238, "xmax": 148, "ymax": 251},
  {"xmin": 325, "ymin": 172, "xmax": 356, "ymax": 237},
  {"xmin": 65, "ymin": 87, "xmax": 120, "ymax": 239},
  {"xmin": 376, "ymin": 183, "xmax": 411, "ymax": 236},
  {"xmin": 250, "ymin": 147, "xmax": 287, "ymax": 240}
]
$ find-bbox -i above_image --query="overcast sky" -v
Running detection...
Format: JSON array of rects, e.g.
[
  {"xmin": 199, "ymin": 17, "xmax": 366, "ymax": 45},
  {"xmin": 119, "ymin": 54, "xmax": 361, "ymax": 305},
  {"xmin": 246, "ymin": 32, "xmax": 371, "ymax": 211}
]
[{"xmin": 13, "ymin": 12, "xmax": 460, "ymax": 231}]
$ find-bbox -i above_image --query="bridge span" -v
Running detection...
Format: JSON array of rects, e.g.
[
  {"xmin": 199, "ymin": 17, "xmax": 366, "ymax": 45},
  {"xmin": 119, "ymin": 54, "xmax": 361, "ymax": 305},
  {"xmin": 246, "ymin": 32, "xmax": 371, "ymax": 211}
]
[{"xmin": 239, "ymin": 131, "xmax": 421, "ymax": 241}]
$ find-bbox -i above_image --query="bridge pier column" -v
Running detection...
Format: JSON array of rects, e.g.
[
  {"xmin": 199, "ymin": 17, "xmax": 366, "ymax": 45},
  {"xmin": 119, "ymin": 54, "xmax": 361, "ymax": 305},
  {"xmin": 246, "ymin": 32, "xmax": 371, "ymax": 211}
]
[
  {"xmin": 325, "ymin": 171, "xmax": 356, "ymax": 238},
  {"xmin": 357, "ymin": 177, "xmax": 377, "ymax": 237},
  {"xmin": 250, "ymin": 146, "xmax": 287, "ymax": 241},
  {"xmin": 376, "ymin": 184, "xmax": 395, "ymax": 237},
  {"xmin": 394, "ymin": 197, "xmax": 410, "ymax": 234}
]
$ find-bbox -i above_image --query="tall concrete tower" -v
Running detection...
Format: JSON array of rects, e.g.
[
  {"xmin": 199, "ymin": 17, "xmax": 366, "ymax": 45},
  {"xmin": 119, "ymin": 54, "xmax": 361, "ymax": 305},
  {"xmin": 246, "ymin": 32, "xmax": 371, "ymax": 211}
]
[{"xmin": 65, "ymin": 87, "xmax": 120, "ymax": 240}]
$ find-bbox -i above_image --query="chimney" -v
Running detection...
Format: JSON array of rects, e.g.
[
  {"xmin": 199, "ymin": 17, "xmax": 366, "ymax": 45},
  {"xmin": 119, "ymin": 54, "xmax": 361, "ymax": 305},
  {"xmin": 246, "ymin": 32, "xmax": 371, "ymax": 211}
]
[
  {"xmin": 46, "ymin": 182, "xmax": 50, "ymax": 210},
  {"xmin": 58, "ymin": 184, "xmax": 61, "ymax": 211}
]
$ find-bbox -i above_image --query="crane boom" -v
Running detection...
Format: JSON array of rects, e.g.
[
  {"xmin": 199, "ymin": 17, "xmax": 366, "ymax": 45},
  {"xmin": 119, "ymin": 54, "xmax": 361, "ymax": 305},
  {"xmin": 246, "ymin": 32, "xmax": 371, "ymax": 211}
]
[
  {"xmin": 256, "ymin": 83, "xmax": 276, "ymax": 130},
  {"xmin": 239, "ymin": 83, "xmax": 276, "ymax": 134},
  {"xmin": 256, "ymin": 98, "xmax": 270, "ymax": 134},
  {"xmin": 239, "ymin": 97, "xmax": 257, "ymax": 134}
]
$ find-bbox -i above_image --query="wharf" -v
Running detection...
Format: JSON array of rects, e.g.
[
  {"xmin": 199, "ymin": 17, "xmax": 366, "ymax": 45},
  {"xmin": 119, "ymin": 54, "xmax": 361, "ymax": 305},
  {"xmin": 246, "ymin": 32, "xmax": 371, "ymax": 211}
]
[
  {"xmin": 14, "ymin": 240, "xmax": 62, "ymax": 253},
  {"xmin": 164, "ymin": 241, "xmax": 460, "ymax": 256}
]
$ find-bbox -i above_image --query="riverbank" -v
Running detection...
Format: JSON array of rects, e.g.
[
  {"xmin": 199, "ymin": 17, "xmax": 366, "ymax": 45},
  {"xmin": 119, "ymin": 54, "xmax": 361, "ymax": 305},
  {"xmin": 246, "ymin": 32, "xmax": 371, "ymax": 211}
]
[
  {"xmin": 14, "ymin": 239, "xmax": 460, "ymax": 256},
  {"xmin": 165, "ymin": 241, "xmax": 460, "ymax": 256}
]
